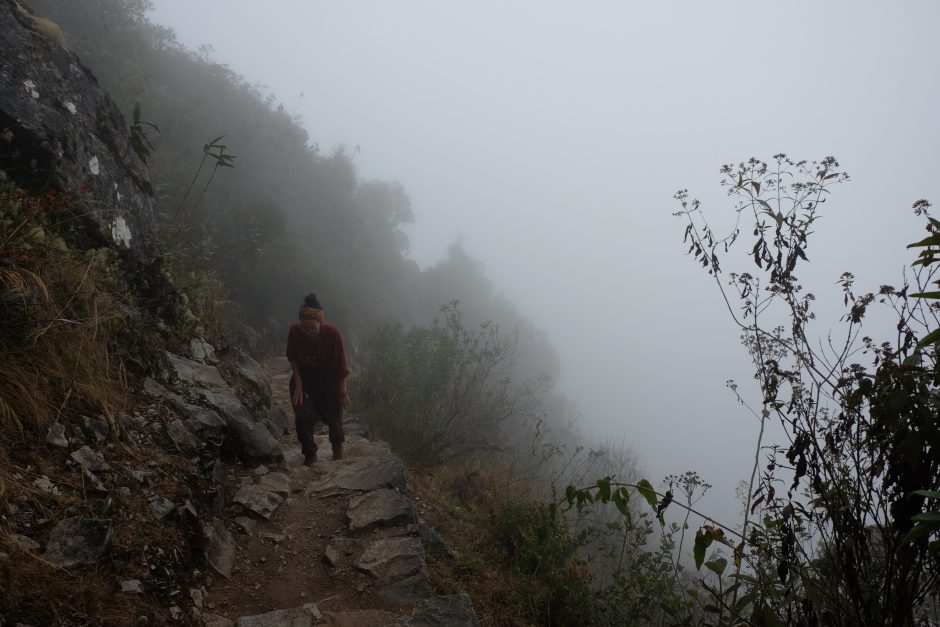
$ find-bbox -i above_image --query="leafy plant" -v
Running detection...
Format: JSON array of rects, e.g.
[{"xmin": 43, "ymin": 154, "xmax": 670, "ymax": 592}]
[
  {"xmin": 671, "ymin": 155, "xmax": 940, "ymax": 625},
  {"xmin": 128, "ymin": 102, "xmax": 159, "ymax": 164},
  {"xmin": 166, "ymin": 136, "xmax": 236, "ymax": 228}
]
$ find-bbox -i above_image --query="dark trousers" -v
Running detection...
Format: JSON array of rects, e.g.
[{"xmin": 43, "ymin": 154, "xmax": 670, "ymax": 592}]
[{"xmin": 289, "ymin": 378, "xmax": 344, "ymax": 457}]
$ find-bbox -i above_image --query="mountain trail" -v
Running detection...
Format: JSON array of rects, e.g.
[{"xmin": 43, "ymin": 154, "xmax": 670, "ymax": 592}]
[{"xmin": 200, "ymin": 357, "xmax": 478, "ymax": 627}]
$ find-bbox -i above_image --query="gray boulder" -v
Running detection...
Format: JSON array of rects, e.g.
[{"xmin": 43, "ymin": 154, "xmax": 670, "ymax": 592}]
[
  {"xmin": 401, "ymin": 594, "xmax": 481, "ymax": 627},
  {"xmin": 164, "ymin": 352, "xmax": 282, "ymax": 463},
  {"xmin": 355, "ymin": 536, "xmax": 427, "ymax": 583},
  {"xmin": 44, "ymin": 517, "xmax": 113, "ymax": 567},
  {"xmin": 347, "ymin": 489, "xmax": 416, "ymax": 532},
  {"xmin": 233, "ymin": 484, "xmax": 282, "ymax": 520}
]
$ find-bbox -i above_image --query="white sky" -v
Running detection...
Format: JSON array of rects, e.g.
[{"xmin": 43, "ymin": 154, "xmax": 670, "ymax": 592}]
[{"xmin": 147, "ymin": 1, "xmax": 940, "ymax": 519}]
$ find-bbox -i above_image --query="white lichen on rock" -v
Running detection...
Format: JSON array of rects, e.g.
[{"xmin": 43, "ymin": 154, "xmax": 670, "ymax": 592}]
[
  {"xmin": 88, "ymin": 155, "xmax": 99, "ymax": 175},
  {"xmin": 110, "ymin": 215, "xmax": 132, "ymax": 247},
  {"xmin": 23, "ymin": 79, "xmax": 39, "ymax": 99},
  {"xmin": 64, "ymin": 100, "xmax": 76, "ymax": 114}
]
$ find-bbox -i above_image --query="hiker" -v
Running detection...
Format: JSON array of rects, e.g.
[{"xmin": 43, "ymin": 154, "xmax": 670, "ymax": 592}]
[{"xmin": 286, "ymin": 293, "xmax": 351, "ymax": 466}]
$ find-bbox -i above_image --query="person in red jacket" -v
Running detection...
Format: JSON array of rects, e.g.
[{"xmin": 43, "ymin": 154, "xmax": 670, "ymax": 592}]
[{"xmin": 285, "ymin": 293, "xmax": 351, "ymax": 465}]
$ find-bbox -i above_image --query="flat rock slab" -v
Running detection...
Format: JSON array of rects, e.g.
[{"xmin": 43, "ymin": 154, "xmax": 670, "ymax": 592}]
[
  {"xmin": 401, "ymin": 594, "xmax": 480, "ymax": 627},
  {"xmin": 44, "ymin": 517, "xmax": 113, "ymax": 567},
  {"xmin": 355, "ymin": 536, "xmax": 426, "ymax": 584},
  {"xmin": 320, "ymin": 610, "xmax": 397, "ymax": 627},
  {"xmin": 308, "ymin": 445, "xmax": 405, "ymax": 495},
  {"xmin": 166, "ymin": 418, "xmax": 199, "ymax": 453},
  {"xmin": 203, "ymin": 614, "xmax": 235, "ymax": 627},
  {"xmin": 233, "ymin": 485, "xmax": 283, "ymax": 519},
  {"xmin": 149, "ymin": 495, "xmax": 175, "ymax": 519},
  {"xmin": 382, "ymin": 572, "xmax": 433, "ymax": 603},
  {"xmin": 70, "ymin": 445, "xmax": 110, "ymax": 472},
  {"xmin": 235, "ymin": 603, "xmax": 323, "ymax": 627},
  {"xmin": 205, "ymin": 517, "xmax": 236, "ymax": 578},
  {"xmin": 131, "ymin": 469, "xmax": 161, "ymax": 487},
  {"xmin": 258, "ymin": 472, "xmax": 291, "ymax": 497},
  {"xmin": 347, "ymin": 489, "xmax": 415, "ymax": 532}
]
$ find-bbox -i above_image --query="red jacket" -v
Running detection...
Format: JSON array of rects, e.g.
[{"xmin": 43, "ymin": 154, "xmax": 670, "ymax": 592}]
[{"xmin": 286, "ymin": 321, "xmax": 349, "ymax": 394}]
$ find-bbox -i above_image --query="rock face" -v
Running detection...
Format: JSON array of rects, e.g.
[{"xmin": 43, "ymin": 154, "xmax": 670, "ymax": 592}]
[{"xmin": 0, "ymin": 0, "xmax": 156, "ymax": 252}]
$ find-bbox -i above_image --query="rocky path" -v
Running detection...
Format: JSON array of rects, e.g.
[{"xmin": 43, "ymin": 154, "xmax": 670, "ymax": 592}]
[{"xmin": 200, "ymin": 358, "xmax": 479, "ymax": 627}]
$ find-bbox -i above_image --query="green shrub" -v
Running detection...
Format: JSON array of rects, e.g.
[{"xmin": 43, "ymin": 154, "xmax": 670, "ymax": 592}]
[{"xmin": 358, "ymin": 301, "xmax": 540, "ymax": 464}]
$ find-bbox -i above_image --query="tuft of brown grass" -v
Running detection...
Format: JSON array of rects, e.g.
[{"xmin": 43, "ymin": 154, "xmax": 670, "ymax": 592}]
[{"xmin": 0, "ymin": 187, "xmax": 130, "ymax": 502}]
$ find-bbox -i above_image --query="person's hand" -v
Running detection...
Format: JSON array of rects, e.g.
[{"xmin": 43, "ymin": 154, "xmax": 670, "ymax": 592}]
[
  {"xmin": 292, "ymin": 380, "xmax": 304, "ymax": 406},
  {"xmin": 340, "ymin": 393, "xmax": 351, "ymax": 410}
]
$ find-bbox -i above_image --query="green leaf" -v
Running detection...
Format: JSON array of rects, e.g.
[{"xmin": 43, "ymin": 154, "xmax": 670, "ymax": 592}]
[
  {"xmin": 612, "ymin": 487, "xmax": 631, "ymax": 518},
  {"xmin": 565, "ymin": 485, "xmax": 577, "ymax": 506},
  {"xmin": 911, "ymin": 512, "xmax": 940, "ymax": 523},
  {"xmin": 704, "ymin": 557, "xmax": 728, "ymax": 577},
  {"xmin": 911, "ymin": 291, "xmax": 940, "ymax": 299},
  {"xmin": 901, "ymin": 524, "xmax": 935, "ymax": 545},
  {"xmin": 734, "ymin": 592, "xmax": 758, "ymax": 613},
  {"xmin": 907, "ymin": 234, "xmax": 940, "ymax": 248},
  {"xmin": 596, "ymin": 476, "xmax": 612, "ymax": 502},
  {"xmin": 915, "ymin": 328, "xmax": 940, "ymax": 349},
  {"xmin": 636, "ymin": 479, "xmax": 658, "ymax": 509},
  {"xmin": 912, "ymin": 490, "xmax": 940, "ymax": 500},
  {"xmin": 694, "ymin": 528, "xmax": 712, "ymax": 569}
]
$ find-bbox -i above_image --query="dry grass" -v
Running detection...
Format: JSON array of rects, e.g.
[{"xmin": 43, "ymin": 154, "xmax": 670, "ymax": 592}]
[
  {"xmin": 409, "ymin": 456, "xmax": 574, "ymax": 627},
  {"xmin": 0, "ymin": 188, "xmax": 130, "ymax": 441}
]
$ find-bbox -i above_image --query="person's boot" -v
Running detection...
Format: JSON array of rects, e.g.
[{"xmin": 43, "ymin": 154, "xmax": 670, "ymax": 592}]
[
  {"xmin": 303, "ymin": 452, "xmax": 317, "ymax": 467},
  {"xmin": 332, "ymin": 444, "xmax": 343, "ymax": 461}
]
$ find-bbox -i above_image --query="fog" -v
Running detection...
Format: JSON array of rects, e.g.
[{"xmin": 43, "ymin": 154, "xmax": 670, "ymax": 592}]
[{"xmin": 147, "ymin": 1, "xmax": 940, "ymax": 518}]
